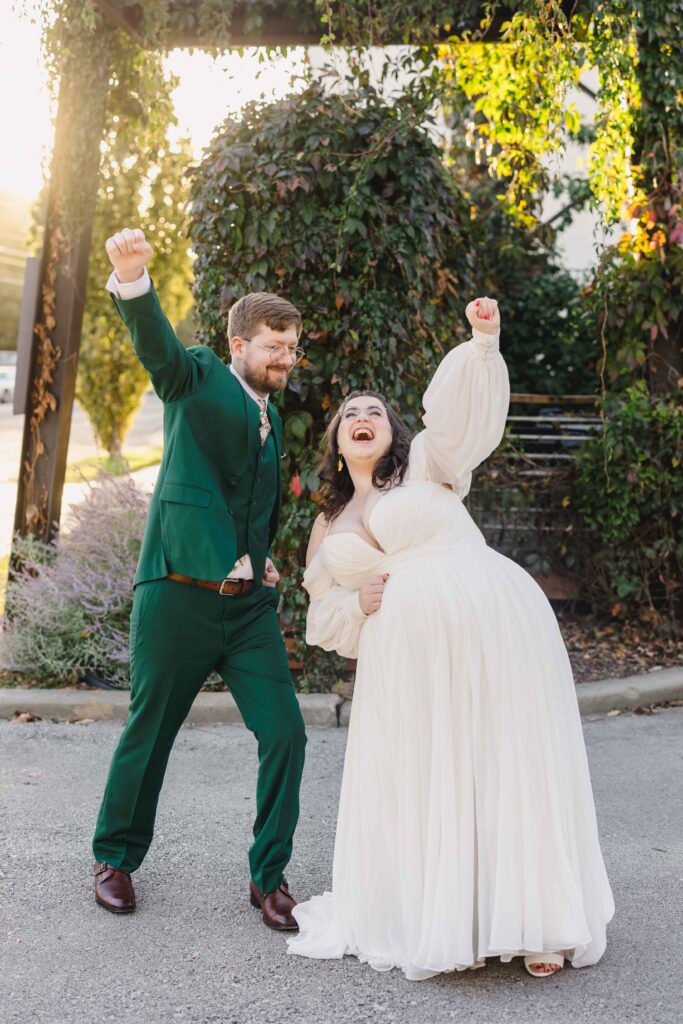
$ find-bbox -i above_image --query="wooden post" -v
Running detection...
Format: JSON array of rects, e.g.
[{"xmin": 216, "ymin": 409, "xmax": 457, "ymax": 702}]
[
  {"xmin": 11, "ymin": 58, "xmax": 110, "ymax": 551},
  {"xmin": 12, "ymin": 223, "xmax": 93, "ymax": 539}
]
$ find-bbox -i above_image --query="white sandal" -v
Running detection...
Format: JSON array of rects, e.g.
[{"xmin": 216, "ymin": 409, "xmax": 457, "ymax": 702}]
[{"xmin": 524, "ymin": 953, "xmax": 564, "ymax": 977}]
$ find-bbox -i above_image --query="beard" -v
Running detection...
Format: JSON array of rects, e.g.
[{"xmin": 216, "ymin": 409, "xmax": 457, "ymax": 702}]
[{"xmin": 241, "ymin": 362, "xmax": 291, "ymax": 395}]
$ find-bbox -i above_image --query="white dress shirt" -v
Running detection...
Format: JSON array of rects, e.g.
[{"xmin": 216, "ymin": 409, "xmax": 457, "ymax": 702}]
[{"xmin": 106, "ymin": 268, "xmax": 271, "ymax": 581}]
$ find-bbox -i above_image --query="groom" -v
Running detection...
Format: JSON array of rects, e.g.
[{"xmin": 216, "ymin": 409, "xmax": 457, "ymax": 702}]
[{"xmin": 92, "ymin": 226, "xmax": 307, "ymax": 930}]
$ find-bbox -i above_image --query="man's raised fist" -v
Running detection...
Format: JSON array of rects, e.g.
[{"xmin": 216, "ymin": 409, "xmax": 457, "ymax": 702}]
[{"xmin": 105, "ymin": 227, "xmax": 154, "ymax": 284}]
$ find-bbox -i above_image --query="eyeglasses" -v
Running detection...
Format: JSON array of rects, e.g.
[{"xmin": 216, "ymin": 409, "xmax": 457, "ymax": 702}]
[{"xmin": 243, "ymin": 338, "xmax": 305, "ymax": 364}]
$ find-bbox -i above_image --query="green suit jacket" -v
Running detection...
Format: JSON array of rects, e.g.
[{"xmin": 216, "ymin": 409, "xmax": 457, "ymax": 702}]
[{"xmin": 111, "ymin": 285, "xmax": 283, "ymax": 587}]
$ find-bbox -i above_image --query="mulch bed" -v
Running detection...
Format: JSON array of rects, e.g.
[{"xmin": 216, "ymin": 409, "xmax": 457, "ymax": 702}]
[{"xmin": 556, "ymin": 611, "xmax": 682, "ymax": 684}]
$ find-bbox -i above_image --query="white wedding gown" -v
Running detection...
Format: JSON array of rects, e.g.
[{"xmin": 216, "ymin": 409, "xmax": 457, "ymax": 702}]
[{"xmin": 286, "ymin": 329, "xmax": 614, "ymax": 980}]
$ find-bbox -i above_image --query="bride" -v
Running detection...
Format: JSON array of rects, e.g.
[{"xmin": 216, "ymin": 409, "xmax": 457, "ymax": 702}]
[{"xmin": 286, "ymin": 297, "xmax": 614, "ymax": 981}]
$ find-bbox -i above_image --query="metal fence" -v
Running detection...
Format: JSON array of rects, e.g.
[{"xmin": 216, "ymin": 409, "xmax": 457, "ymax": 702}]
[{"xmin": 467, "ymin": 393, "xmax": 602, "ymax": 598}]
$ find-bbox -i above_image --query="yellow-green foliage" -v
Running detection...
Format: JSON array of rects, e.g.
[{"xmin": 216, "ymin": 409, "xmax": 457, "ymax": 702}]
[{"xmin": 76, "ymin": 49, "xmax": 193, "ymax": 457}]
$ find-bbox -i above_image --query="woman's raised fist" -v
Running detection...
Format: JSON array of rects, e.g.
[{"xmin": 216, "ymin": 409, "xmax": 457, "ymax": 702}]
[{"xmin": 465, "ymin": 296, "xmax": 500, "ymax": 336}]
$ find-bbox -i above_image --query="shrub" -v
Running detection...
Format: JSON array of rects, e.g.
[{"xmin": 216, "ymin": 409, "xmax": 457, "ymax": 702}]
[
  {"xmin": 570, "ymin": 385, "xmax": 683, "ymax": 633},
  {"xmin": 1, "ymin": 476, "xmax": 148, "ymax": 685}
]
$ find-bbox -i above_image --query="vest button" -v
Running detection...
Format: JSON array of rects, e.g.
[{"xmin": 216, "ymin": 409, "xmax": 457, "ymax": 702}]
[{"xmin": 229, "ymin": 476, "xmax": 237, "ymax": 485}]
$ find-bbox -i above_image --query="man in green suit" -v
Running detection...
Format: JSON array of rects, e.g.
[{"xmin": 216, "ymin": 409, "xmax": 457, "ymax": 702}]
[{"xmin": 92, "ymin": 227, "xmax": 306, "ymax": 930}]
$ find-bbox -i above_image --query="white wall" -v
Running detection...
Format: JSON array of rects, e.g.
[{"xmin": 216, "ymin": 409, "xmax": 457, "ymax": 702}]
[{"xmin": 539, "ymin": 68, "xmax": 622, "ymax": 277}]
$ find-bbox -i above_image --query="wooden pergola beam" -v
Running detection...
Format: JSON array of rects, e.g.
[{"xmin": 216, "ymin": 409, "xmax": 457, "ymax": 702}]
[
  {"xmin": 93, "ymin": 1, "xmax": 588, "ymax": 50},
  {"xmin": 92, "ymin": 0, "xmax": 145, "ymax": 46}
]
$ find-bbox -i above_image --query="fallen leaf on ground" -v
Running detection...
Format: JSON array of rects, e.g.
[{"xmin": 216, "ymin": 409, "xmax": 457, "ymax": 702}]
[
  {"xmin": 11, "ymin": 711, "xmax": 42, "ymax": 724},
  {"xmin": 556, "ymin": 610, "xmax": 683, "ymax": 684}
]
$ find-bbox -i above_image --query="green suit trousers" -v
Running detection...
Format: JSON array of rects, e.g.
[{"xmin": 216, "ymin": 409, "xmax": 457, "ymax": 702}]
[{"xmin": 92, "ymin": 577, "xmax": 306, "ymax": 893}]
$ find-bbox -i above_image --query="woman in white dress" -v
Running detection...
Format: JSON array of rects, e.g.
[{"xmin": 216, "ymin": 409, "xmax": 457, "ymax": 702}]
[{"xmin": 286, "ymin": 297, "xmax": 615, "ymax": 980}]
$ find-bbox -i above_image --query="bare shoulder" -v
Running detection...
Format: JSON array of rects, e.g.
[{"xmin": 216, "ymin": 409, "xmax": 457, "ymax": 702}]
[{"xmin": 306, "ymin": 512, "xmax": 330, "ymax": 568}]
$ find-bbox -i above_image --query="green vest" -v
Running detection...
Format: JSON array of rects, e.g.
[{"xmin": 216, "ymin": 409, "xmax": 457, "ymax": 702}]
[
  {"xmin": 231, "ymin": 424, "xmax": 279, "ymax": 582},
  {"xmin": 110, "ymin": 285, "xmax": 283, "ymax": 588}
]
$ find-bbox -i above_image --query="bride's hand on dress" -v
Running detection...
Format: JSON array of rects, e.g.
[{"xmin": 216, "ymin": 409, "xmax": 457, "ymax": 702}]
[
  {"xmin": 359, "ymin": 573, "xmax": 390, "ymax": 615},
  {"xmin": 465, "ymin": 297, "xmax": 500, "ymax": 336}
]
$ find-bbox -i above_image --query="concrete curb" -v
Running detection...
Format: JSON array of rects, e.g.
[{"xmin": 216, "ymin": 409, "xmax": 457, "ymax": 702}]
[
  {"xmin": 0, "ymin": 688, "xmax": 342, "ymax": 727},
  {"xmin": 1, "ymin": 666, "xmax": 681, "ymax": 726},
  {"xmin": 570, "ymin": 665, "xmax": 683, "ymax": 715}
]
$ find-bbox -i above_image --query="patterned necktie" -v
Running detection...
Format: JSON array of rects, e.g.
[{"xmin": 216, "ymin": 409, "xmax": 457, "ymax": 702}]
[
  {"xmin": 226, "ymin": 396, "xmax": 271, "ymax": 579},
  {"xmin": 257, "ymin": 397, "xmax": 271, "ymax": 446}
]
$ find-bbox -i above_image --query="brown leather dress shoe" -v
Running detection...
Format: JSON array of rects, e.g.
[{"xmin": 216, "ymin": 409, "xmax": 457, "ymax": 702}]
[
  {"xmin": 249, "ymin": 879, "xmax": 299, "ymax": 931},
  {"xmin": 94, "ymin": 861, "xmax": 136, "ymax": 913}
]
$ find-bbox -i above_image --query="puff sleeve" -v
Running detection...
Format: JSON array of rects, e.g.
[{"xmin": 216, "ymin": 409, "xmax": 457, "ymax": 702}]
[
  {"xmin": 408, "ymin": 328, "xmax": 510, "ymax": 499},
  {"xmin": 302, "ymin": 555, "xmax": 368, "ymax": 659}
]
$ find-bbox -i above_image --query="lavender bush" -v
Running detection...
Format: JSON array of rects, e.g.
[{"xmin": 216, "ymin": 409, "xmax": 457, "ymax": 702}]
[{"xmin": 1, "ymin": 476, "xmax": 149, "ymax": 686}]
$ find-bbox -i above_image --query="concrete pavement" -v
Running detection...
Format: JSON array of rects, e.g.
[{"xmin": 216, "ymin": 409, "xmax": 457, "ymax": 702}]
[{"xmin": 0, "ymin": 707, "xmax": 681, "ymax": 1024}]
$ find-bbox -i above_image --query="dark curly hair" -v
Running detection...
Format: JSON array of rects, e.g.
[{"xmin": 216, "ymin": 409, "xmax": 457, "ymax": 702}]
[{"xmin": 316, "ymin": 390, "xmax": 413, "ymax": 522}]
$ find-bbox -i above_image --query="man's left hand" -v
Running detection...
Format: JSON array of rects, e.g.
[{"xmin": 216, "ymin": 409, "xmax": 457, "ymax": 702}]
[{"xmin": 262, "ymin": 558, "xmax": 280, "ymax": 588}]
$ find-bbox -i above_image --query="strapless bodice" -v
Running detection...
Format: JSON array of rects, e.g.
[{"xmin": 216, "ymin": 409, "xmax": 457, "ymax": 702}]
[{"xmin": 315, "ymin": 480, "xmax": 484, "ymax": 590}]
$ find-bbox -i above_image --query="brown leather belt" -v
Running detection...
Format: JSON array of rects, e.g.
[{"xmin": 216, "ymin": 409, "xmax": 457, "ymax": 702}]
[{"xmin": 166, "ymin": 573, "xmax": 255, "ymax": 596}]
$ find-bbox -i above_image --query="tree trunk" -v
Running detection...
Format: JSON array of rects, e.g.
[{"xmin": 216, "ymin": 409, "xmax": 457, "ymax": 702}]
[
  {"xmin": 109, "ymin": 425, "xmax": 122, "ymax": 463},
  {"xmin": 650, "ymin": 313, "xmax": 683, "ymax": 395}
]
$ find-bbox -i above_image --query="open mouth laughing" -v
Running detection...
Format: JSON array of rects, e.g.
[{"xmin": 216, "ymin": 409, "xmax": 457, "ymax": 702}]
[{"xmin": 352, "ymin": 426, "xmax": 375, "ymax": 442}]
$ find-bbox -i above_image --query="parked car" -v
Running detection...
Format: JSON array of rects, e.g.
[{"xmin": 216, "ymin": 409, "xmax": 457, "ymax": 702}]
[{"xmin": 0, "ymin": 364, "xmax": 16, "ymax": 403}]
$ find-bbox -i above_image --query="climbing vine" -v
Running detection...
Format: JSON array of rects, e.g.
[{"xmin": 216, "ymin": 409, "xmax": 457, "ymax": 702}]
[{"xmin": 438, "ymin": 0, "xmax": 683, "ymax": 392}]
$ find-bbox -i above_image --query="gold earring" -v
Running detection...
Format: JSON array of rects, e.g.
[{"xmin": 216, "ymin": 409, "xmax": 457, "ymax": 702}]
[{"xmin": 337, "ymin": 454, "xmax": 343, "ymax": 472}]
